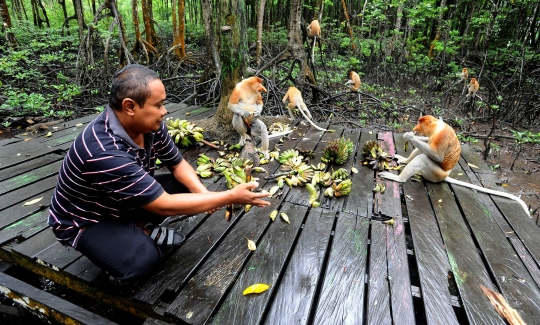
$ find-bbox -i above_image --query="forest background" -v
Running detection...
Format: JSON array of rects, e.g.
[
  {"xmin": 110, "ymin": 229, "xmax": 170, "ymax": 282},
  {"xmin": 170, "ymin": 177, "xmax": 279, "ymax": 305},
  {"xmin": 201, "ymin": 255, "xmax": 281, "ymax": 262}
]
[{"xmin": 0, "ymin": 0, "xmax": 539, "ymax": 217}]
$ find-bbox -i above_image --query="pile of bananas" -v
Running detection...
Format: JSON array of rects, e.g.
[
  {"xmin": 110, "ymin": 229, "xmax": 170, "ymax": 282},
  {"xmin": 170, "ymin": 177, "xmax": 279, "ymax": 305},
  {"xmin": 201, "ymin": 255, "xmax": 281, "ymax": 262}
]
[
  {"xmin": 166, "ymin": 118, "xmax": 205, "ymax": 148},
  {"xmin": 268, "ymin": 122, "xmax": 291, "ymax": 134},
  {"xmin": 325, "ymin": 179, "xmax": 352, "ymax": 197},
  {"xmin": 196, "ymin": 153, "xmax": 265, "ymax": 185},
  {"xmin": 331, "ymin": 168, "xmax": 349, "ymax": 180},
  {"xmin": 322, "ymin": 137, "xmax": 354, "ymax": 165},
  {"xmin": 361, "ymin": 140, "xmax": 395, "ymax": 171}
]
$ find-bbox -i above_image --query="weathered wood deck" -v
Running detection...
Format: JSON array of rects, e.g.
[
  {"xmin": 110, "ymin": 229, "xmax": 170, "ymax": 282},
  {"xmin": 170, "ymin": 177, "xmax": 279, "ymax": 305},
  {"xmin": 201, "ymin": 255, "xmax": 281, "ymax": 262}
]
[{"xmin": 0, "ymin": 103, "xmax": 539, "ymax": 325}]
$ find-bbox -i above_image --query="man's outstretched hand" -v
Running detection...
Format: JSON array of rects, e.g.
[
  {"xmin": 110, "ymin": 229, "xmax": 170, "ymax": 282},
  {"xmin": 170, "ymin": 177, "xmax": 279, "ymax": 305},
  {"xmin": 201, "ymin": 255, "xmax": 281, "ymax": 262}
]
[{"xmin": 230, "ymin": 182, "xmax": 271, "ymax": 207}]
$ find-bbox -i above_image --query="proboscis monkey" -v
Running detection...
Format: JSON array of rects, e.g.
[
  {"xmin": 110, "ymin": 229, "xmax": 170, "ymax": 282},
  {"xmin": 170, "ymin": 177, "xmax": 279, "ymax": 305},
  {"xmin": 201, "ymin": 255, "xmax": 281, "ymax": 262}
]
[
  {"xmin": 345, "ymin": 71, "xmax": 361, "ymax": 92},
  {"xmin": 307, "ymin": 20, "xmax": 321, "ymax": 63},
  {"xmin": 467, "ymin": 77, "xmax": 479, "ymax": 99},
  {"xmin": 282, "ymin": 86, "xmax": 328, "ymax": 132},
  {"xmin": 228, "ymin": 77, "xmax": 270, "ymax": 159},
  {"xmin": 460, "ymin": 68, "xmax": 469, "ymax": 94},
  {"xmin": 379, "ymin": 115, "xmax": 529, "ymax": 215},
  {"xmin": 345, "ymin": 70, "xmax": 362, "ymax": 104}
]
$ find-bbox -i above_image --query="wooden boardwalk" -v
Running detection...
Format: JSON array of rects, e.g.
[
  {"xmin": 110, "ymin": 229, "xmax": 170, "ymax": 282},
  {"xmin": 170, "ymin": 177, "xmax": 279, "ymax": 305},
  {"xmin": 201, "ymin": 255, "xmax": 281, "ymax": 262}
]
[{"xmin": 0, "ymin": 103, "xmax": 539, "ymax": 325}]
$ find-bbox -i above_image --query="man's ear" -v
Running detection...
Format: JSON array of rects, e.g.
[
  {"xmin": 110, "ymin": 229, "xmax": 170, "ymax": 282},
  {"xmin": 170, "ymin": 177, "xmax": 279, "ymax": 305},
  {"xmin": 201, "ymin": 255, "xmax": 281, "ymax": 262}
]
[{"xmin": 121, "ymin": 98, "xmax": 136, "ymax": 116}]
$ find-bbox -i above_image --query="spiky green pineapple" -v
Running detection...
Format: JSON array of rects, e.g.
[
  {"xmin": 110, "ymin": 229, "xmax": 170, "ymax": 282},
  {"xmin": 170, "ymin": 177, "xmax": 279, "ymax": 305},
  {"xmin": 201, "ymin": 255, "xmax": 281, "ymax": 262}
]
[{"xmin": 321, "ymin": 137, "xmax": 354, "ymax": 165}]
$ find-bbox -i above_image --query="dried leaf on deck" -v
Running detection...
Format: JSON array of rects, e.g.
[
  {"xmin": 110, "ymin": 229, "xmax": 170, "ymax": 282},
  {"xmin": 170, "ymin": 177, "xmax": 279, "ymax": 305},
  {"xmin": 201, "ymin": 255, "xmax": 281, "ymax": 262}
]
[
  {"xmin": 45, "ymin": 132, "xmax": 52, "ymax": 137},
  {"xmin": 246, "ymin": 237, "xmax": 256, "ymax": 251},
  {"xmin": 468, "ymin": 163, "xmax": 479, "ymax": 169},
  {"xmin": 351, "ymin": 167, "xmax": 358, "ymax": 173},
  {"xmin": 270, "ymin": 210, "xmax": 278, "ymax": 221},
  {"xmin": 280, "ymin": 213, "xmax": 290, "ymax": 224},
  {"xmin": 75, "ymin": 123, "xmax": 84, "ymax": 127},
  {"xmin": 23, "ymin": 197, "xmax": 43, "ymax": 206},
  {"xmin": 479, "ymin": 285, "xmax": 526, "ymax": 325},
  {"xmin": 243, "ymin": 283, "xmax": 271, "ymax": 295}
]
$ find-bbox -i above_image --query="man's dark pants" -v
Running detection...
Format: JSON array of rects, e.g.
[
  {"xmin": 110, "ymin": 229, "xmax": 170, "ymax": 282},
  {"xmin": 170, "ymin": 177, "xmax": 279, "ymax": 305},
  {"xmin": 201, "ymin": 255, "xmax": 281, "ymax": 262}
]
[{"xmin": 76, "ymin": 174, "xmax": 186, "ymax": 282}]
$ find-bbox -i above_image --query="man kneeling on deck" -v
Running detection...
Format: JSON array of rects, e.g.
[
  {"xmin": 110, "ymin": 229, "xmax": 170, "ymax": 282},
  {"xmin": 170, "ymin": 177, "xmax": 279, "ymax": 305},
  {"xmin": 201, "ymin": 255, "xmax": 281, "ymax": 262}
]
[{"xmin": 48, "ymin": 64, "xmax": 270, "ymax": 285}]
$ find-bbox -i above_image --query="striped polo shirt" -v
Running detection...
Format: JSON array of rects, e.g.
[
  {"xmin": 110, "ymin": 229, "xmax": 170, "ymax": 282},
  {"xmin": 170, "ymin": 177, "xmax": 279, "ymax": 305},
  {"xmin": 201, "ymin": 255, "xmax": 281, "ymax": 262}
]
[{"xmin": 48, "ymin": 105, "xmax": 183, "ymax": 247}]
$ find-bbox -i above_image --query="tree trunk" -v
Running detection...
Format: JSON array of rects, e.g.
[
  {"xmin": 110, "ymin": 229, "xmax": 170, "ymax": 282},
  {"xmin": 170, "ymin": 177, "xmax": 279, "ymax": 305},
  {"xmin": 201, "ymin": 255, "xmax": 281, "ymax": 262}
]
[
  {"xmin": 255, "ymin": 0, "xmax": 267, "ymax": 67},
  {"xmin": 428, "ymin": 0, "xmax": 446, "ymax": 58},
  {"xmin": 31, "ymin": 0, "xmax": 50, "ymax": 28},
  {"xmin": 340, "ymin": 0, "xmax": 356, "ymax": 51},
  {"xmin": 0, "ymin": 0, "xmax": 17, "ymax": 47},
  {"xmin": 200, "ymin": 0, "xmax": 221, "ymax": 75},
  {"xmin": 172, "ymin": 0, "xmax": 187, "ymax": 59},
  {"xmin": 142, "ymin": 0, "xmax": 159, "ymax": 46},
  {"xmin": 72, "ymin": 0, "xmax": 85, "ymax": 41}
]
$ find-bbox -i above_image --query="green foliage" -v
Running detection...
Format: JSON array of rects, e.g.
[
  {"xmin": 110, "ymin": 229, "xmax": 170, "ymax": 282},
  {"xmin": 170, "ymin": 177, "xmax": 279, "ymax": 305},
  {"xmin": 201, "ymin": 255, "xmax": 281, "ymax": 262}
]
[{"xmin": 457, "ymin": 134, "xmax": 478, "ymax": 144}]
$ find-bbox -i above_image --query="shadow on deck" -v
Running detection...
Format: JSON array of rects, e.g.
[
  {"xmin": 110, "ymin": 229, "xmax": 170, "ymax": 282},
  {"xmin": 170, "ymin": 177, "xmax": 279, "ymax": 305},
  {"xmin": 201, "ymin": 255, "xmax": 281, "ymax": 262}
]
[{"xmin": 0, "ymin": 103, "xmax": 539, "ymax": 325}]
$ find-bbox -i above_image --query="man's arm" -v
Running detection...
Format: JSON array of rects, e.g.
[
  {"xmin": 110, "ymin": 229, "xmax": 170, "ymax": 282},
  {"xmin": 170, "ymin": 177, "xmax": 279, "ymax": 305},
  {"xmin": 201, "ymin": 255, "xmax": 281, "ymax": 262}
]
[{"xmin": 142, "ymin": 181, "xmax": 270, "ymax": 216}]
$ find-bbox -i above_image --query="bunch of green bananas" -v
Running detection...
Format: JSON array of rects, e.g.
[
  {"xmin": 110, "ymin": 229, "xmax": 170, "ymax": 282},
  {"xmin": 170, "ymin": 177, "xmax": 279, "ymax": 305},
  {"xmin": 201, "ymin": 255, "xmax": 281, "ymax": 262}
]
[
  {"xmin": 362, "ymin": 140, "xmax": 383, "ymax": 159},
  {"xmin": 278, "ymin": 149, "xmax": 300, "ymax": 164},
  {"xmin": 331, "ymin": 168, "xmax": 349, "ymax": 180},
  {"xmin": 166, "ymin": 118, "xmax": 205, "ymax": 148},
  {"xmin": 329, "ymin": 179, "xmax": 352, "ymax": 197},
  {"xmin": 305, "ymin": 183, "xmax": 320, "ymax": 207},
  {"xmin": 321, "ymin": 137, "xmax": 354, "ymax": 165},
  {"xmin": 311, "ymin": 171, "xmax": 332, "ymax": 186}
]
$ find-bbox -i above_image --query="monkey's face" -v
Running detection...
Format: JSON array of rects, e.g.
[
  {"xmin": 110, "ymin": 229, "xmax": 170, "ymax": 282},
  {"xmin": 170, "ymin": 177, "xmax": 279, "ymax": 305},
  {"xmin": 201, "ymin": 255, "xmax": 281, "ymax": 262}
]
[{"xmin": 413, "ymin": 115, "xmax": 438, "ymax": 136}]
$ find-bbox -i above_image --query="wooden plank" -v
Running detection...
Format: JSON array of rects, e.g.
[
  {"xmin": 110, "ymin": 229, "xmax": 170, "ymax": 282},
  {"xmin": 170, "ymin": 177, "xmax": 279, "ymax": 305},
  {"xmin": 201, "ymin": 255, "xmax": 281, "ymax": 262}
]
[
  {"xmin": 402, "ymin": 180, "xmax": 460, "ymax": 324},
  {"xmin": 262, "ymin": 209, "xmax": 335, "ymax": 325},
  {"xmin": 0, "ymin": 272, "xmax": 118, "ymax": 325},
  {"xmin": 0, "ymin": 189, "xmax": 53, "ymax": 230},
  {"xmin": 343, "ymin": 130, "xmax": 376, "ymax": 216},
  {"xmin": 64, "ymin": 256, "xmax": 103, "ymax": 282},
  {"xmin": 366, "ymin": 222, "xmax": 391, "ymax": 325},
  {"xmin": 0, "ymin": 160, "xmax": 62, "ymax": 195},
  {"xmin": 374, "ymin": 131, "xmax": 415, "ymax": 324},
  {"xmin": 393, "ymin": 133, "xmax": 459, "ymax": 324},
  {"xmin": 10, "ymin": 228, "xmax": 58, "ymax": 259},
  {"xmin": 165, "ymin": 200, "xmax": 284, "ymax": 324},
  {"xmin": 0, "ymin": 175, "xmax": 57, "ymax": 212},
  {"xmin": 0, "ymin": 153, "xmax": 63, "ymax": 182},
  {"xmin": 35, "ymin": 241, "xmax": 82, "ymax": 270},
  {"xmin": 426, "ymin": 182, "xmax": 504, "ymax": 324},
  {"xmin": 207, "ymin": 203, "xmax": 308, "ymax": 325},
  {"xmin": 449, "ymin": 163, "xmax": 540, "ymax": 324},
  {"xmin": 0, "ymin": 209, "xmax": 50, "ymax": 246},
  {"xmin": 459, "ymin": 145, "xmax": 540, "ymax": 266},
  {"xmin": 0, "ymin": 144, "xmax": 67, "ymax": 170},
  {"xmin": 313, "ymin": 212, "xmax": 370, "ymax": 325}
]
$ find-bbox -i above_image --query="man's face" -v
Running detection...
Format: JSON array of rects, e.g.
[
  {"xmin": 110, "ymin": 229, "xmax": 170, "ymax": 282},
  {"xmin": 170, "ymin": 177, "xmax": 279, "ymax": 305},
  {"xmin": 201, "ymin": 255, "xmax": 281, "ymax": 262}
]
[{"xmin": 134, "ymin": 79, "xmax": 167, "ymax": 133}]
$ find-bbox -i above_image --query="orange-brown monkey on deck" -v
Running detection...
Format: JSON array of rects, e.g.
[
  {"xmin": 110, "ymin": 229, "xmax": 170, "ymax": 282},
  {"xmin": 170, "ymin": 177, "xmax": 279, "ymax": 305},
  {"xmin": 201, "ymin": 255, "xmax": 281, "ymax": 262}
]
[
  {"xmin": 228, "ymin": 77, "xmax": 270, "ymax": 159},
  {"xmin": 282, "ymin": 86, "xmax": 328, "ymax": 132},
  {"xmin": 345, "ymin": 71, "xmax": 361, "ymax": 92},
  {"xmin": 379, "ymin": 115, "xmax": 529, "ymax": 214}
]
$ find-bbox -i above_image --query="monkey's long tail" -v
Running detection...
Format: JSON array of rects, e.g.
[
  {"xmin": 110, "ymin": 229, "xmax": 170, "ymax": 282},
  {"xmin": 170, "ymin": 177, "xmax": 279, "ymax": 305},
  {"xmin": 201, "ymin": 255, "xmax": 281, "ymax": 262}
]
[
  {"xmin": 444, "ymin": 177, "xmax": 529, "ymax": 215},
  {"xmin": 296, "ymin": 103, "xmax": 329, "ymax": 132}
]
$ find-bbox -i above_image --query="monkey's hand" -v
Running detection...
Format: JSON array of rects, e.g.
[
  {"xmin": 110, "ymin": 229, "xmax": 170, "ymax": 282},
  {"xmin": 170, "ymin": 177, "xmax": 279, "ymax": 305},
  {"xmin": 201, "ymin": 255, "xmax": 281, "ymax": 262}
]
[
  {"xmin": 403, "ymin": 132, "xmax": 415, "ymax": 141},
  {"xmin": 228, "ymin": 103, "xmax": 254, "ymax": 118}
]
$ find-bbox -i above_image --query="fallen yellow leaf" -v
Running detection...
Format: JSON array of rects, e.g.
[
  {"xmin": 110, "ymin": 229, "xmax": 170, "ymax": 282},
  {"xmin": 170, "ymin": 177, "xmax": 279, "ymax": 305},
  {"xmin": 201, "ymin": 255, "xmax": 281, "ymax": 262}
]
[
  {"xmin": 351, "ymin": 167, "xmax": 358, "ymax": 173},
  {"xmin": 243, "ymin": 283, "xmax": 271, "ymax": 295},
  {"xmin": 467, "ymin": 163, "xmax": 479, "ymax": 169},
  {"xmin": 23, "ymin": 197, "xmax": 43, "ymax": 206},
  {"xmin": 45, "ymin": 132, "xmax": 52, "ymax": 137},
  {"xmin": 438, "ymin": 199, "xmax": 442, "ymax": 203},
  {"xmin": 75, "ymin": 123, "xmax": 84, "ymax": 127},
  {"xmin": 247, "ymin": 238, "xmax": 256, "ymax": 251}
]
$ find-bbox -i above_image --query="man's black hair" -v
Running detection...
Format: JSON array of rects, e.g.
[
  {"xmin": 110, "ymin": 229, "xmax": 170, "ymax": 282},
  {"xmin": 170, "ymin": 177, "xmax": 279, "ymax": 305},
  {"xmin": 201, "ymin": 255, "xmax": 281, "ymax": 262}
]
[{"xmin": 109, "ymin": 64, "xmax": 160, "ymax": 111}]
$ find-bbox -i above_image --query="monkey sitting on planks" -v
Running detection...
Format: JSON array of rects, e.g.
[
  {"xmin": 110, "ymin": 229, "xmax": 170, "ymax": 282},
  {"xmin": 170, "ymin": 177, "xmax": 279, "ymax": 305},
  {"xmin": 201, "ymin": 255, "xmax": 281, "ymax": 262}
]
[
  {"xmin": 379, "ymin": 115, "xmax": 529, "ymax": 215},
  {"xmin": 228, "ymin": 76, "xmax": 270, "ymax": 159},
  {"xmin": 282, "ymin": 86, "xmax": 328, "ymax": 132}
]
